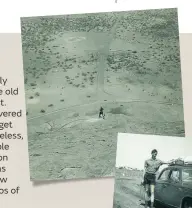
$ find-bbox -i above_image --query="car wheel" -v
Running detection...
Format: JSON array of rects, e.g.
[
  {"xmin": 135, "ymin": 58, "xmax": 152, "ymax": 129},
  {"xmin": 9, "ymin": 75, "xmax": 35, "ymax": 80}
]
[{"xmin": 183, "ymin": 199, "xmax": 192, "ymax": 208}]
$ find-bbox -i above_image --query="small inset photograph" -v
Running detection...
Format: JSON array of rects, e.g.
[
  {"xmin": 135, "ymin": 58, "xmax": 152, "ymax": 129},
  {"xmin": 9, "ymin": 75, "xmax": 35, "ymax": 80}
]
[
  {"xmin": 20, "ymin": 8, "xmax": 184, "ymax": 181},
  {"xmin": 113, "ymin": 133, "xmax": 192, "ymax": 208}
]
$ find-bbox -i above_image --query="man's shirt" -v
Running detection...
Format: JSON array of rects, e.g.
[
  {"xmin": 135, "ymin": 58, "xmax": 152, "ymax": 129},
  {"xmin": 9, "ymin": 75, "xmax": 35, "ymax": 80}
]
[{"xmin": 144, "ymin": 158, "xmax": 163, "ymax": 174}]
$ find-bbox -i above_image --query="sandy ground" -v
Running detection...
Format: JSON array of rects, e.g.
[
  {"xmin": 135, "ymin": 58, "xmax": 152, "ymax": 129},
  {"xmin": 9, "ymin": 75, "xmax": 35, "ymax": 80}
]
[
  {"xmin": 114, "ymin": 168, "xmax": 146, "ymax": 208},
  {"xmin": 21, "ymin": 8, "xmax": 185, "ymax": 180},
  {"xmin": 113, "ymin": 168, "xmax": 166, "ymax": 208}
]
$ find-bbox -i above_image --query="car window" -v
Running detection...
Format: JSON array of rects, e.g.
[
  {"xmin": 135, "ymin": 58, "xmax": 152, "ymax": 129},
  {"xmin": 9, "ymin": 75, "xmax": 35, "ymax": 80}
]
[
  {"xmin": 182, "ymin": 169, "xmax": 192, "ymax": 182},
  {"xmin": 159, "ymin": 169, "xmax": 170, "ymax": 180},
  {"xmin": 170, "ymin": 169, "xmax": 180, "ymax": 183}
]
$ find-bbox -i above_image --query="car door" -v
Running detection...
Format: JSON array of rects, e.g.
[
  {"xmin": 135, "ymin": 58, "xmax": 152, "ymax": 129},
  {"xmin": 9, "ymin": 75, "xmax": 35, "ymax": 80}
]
[
  {"xmin": 181, "ymin": 168, "xmax": 192, "ymax": 198},
  {"xmin": 162, "ymin": 168, "xmax": 183, "ymax": 207},
  {"xmin": 155, "ymin": 168, "xmax": 171, "ymax": 204}
]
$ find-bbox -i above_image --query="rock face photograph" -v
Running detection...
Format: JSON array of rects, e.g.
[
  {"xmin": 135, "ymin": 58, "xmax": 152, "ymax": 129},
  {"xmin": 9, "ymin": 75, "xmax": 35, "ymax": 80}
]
[
  {"xmin": 20, "ymin": 8, "xmax": 185, "ymax": 181},
  {"xmin": 114, "ymin": 133, "xmax": 192, "ymax": 208}
]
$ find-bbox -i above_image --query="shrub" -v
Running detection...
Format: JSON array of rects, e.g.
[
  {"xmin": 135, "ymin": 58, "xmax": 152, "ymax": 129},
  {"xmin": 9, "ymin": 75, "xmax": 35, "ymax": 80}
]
[
  {"xmin": 30, "ymin": 83, "xmax": 36, "ymax": 86},
  {"xmin": 35, "ymin": 92, "xmax": 40, "ymax": 96},
  {"xmin": 82, "ymin": 72, "xmax": 87, "ymax": 76}
]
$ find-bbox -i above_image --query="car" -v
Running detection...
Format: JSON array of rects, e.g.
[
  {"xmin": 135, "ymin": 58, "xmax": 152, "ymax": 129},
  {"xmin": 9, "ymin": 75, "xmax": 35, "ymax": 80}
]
[{"xmin": 154, "ymin": 159, "xmax": 192, "ymax": 208}]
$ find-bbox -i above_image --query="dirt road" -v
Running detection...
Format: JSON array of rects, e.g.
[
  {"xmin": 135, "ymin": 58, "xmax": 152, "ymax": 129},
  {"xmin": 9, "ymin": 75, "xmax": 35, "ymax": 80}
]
[
  {"xmin": 113, "ymin": 175, "xmax": 166, "ymax": 208},
  {"xmin": 114, "ymin": 178, "xmax": 145, "ymax": 208}
]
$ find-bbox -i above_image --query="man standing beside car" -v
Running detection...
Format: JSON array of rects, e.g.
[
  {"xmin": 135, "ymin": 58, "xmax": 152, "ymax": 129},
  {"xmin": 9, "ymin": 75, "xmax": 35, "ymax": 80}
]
[{"xmin": 142, "ymin": 149, "xmax": 171, "ymax": 208}]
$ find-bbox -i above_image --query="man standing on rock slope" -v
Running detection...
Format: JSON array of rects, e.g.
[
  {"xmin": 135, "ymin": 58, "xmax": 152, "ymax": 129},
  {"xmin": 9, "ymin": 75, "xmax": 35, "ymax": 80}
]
[{"xmin": 142, "ymin": 149, "xmax": 171, "ymax": 208}]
